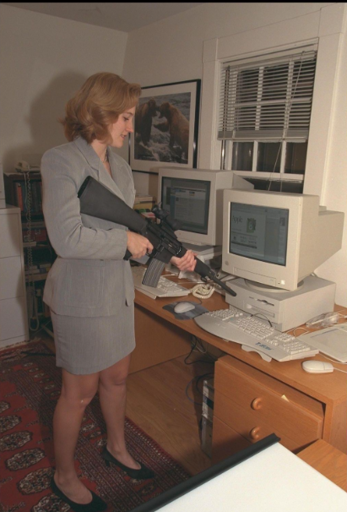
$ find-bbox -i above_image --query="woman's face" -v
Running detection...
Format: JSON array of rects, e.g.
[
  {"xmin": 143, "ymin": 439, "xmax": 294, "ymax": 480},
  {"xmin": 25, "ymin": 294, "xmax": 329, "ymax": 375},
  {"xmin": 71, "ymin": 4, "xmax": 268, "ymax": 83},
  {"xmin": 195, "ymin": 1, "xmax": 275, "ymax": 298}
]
[{"xmin": 108, "ymin": 106, "xmax": 136, "ymax": 148}]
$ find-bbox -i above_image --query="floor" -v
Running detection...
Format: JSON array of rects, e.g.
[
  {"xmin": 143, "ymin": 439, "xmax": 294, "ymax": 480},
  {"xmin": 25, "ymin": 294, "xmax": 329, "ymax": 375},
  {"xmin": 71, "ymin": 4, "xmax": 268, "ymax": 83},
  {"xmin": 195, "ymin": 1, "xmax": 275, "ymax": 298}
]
[{"xmin": 3, "ymin": 326, "xmax": 213, "ymax": 476}]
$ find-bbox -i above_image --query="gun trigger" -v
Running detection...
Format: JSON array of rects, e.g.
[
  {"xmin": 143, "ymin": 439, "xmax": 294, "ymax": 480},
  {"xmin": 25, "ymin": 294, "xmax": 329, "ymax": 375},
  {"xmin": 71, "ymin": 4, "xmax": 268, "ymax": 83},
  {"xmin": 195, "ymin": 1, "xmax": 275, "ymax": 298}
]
[
  {"xmin": 148, "ymin": 249, "xmax": 157, "ymax": 260},
  {"xmin": 124, "ymin": 249, "xmax": 132, "ymax": 261}
]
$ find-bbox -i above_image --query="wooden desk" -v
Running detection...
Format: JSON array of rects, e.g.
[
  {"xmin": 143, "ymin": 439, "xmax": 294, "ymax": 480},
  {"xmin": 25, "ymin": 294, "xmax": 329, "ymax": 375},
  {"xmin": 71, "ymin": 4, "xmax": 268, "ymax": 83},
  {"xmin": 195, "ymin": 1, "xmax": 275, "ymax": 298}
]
[
  {"xmin": 298, "ymin": 439, "xmax": 347, "ymax": 491},
  {"xmin": 132, "ymin": 287, "xmax": 347, "ymax": 458}
]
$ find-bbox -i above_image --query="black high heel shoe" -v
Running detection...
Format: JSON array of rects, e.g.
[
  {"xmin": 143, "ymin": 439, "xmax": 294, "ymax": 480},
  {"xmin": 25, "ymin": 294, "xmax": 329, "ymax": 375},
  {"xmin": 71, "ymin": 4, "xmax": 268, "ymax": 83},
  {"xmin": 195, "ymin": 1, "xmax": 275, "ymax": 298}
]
[
  {"xmin": 51, "ymin": 477, "xmax": 107, "ymax": 512},
  {"xmin": 101, "ymin": 447, "xmax": 155, "ymax": 480}
]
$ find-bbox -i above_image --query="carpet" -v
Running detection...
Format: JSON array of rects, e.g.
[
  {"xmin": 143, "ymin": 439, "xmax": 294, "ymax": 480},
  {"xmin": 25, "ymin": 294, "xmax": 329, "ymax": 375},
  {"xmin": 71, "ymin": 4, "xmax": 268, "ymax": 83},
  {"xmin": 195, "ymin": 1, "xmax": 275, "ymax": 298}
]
[{"xmin": 0, "ymin": 341, "xmax": 191, "ymax": 512}]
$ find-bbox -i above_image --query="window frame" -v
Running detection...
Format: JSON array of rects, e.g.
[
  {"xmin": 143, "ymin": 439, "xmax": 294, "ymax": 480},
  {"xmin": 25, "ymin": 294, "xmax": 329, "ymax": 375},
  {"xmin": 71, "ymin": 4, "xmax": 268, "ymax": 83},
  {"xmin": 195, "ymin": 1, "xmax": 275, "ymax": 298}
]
[
  {"xmin": 198, "ymin": 4, "xmax": 344, "ymax": 198},
  {"xmin": 219, "ymin": 46, "xmax": 317, "ymax": 186}
]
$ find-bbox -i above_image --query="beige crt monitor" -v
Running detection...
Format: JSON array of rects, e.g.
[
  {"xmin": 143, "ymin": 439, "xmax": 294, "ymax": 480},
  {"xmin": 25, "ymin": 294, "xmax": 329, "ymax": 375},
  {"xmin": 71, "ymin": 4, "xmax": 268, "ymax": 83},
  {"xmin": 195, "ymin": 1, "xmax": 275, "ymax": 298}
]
[
  {"xmin": 222, "ymin": 189, "xmax": 344, "ymax": 292},
  {"xmin": 158, "ymin": 168, "xmax": 253, "ymax": 249}
]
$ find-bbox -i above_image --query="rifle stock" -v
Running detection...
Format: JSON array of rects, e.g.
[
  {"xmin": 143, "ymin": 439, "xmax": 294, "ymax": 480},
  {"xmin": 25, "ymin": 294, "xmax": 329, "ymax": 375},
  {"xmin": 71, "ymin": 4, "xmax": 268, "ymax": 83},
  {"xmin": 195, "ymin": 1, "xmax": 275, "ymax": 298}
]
[
  {"xmin": 78, "ymin": 176, "xmax": 147, "ymax": 234},
  {"xmin": 78, "ymin": 176, "xmax": 236, "ymax": 296}
]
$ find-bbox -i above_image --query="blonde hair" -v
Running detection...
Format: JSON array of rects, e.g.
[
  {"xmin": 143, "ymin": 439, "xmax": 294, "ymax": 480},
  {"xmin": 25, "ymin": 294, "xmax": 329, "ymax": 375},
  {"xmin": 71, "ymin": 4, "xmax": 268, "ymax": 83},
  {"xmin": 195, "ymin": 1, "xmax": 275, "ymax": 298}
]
[{"xmin": 61, "ymin": 72, "xmax": 141, "ymax": 143}]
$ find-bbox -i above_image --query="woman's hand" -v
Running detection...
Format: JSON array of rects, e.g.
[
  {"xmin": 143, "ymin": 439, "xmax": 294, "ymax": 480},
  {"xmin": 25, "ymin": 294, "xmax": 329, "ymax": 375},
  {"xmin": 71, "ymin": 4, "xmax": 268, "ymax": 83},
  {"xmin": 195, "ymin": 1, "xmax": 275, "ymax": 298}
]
[
  {"xmin": 126, "ymin": 232, "xmax": 153, "ymax": 259},
  {"xmin": 171, "ymin": 249, "xmax": 196, "ymax": 272}
]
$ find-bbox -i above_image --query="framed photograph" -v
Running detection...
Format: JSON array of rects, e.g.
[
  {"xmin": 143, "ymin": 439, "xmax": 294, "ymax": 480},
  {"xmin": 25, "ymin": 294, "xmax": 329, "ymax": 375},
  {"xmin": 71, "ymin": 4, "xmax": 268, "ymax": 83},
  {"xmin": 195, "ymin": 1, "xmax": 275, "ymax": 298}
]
[{"xmin": 130, "ymin": 79, "xmax": 201, "ymax": 173}]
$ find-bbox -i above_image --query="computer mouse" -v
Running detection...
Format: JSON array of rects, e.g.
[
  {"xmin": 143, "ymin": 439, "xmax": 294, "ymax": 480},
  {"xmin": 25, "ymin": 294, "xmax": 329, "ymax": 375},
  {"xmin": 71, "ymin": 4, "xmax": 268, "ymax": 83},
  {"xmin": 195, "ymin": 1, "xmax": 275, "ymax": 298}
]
[
  {"xmin": 302, "ymin": 360, "xmax": 334, "ymax": 374},
  {"xmin": 174, "ymin": 302, "xmax": 197, "ymax": 314}
]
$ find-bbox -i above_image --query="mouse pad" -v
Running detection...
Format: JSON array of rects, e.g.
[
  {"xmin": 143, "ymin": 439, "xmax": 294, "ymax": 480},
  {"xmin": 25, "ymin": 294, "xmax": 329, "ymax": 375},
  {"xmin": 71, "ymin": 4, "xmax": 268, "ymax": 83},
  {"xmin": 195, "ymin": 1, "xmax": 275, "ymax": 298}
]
[{"xmin": 163, "ymin": 301, "xmax": 209, "ymax": 320}]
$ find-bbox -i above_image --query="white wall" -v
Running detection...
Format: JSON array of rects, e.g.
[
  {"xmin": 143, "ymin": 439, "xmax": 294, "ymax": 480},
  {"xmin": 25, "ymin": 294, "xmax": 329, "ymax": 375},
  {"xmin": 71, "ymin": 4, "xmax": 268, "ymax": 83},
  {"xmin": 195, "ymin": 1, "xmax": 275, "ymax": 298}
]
[
  {"xmin": 1, "ymin": 2, "xmax": 346, "ymax": 306},
  {"xmin": 123, "ymin": 2, "xmax": 331, "ymax": 194},
  {"xmin": 0, "ymin": 4, "xmax": 128, "ymax": 171},
  {"xmin": 123, "ymin": 2, "xmax": 347, "ymax": 306},
  {"xmin": 313, "ymin": 23, "xmax": 347, "ymax": 300}
]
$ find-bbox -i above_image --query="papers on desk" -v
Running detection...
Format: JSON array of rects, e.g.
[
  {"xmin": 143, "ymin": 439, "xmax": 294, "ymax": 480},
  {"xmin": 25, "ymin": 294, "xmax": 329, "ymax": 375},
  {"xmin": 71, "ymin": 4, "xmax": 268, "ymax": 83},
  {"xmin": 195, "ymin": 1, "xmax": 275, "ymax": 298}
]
[{"xmin": 298, "ymin": 323, "xmax": 347, "ymax": 363}]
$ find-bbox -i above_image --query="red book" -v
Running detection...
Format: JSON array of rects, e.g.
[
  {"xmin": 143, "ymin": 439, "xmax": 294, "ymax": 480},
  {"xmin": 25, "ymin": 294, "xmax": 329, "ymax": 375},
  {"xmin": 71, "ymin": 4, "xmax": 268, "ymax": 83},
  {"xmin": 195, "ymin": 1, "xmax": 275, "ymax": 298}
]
[
  {"xmin": 15, "ymin": 182, "xmax": 24, "ymax": 211},
  {"xmin": 23, "ymin": 228, "xmax": 47, "ymax": 242}
]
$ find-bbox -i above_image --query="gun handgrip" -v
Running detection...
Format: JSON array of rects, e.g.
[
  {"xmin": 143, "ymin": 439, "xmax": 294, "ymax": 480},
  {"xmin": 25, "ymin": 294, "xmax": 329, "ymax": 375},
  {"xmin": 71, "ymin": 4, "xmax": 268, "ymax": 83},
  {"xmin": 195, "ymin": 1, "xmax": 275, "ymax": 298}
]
[{"xmin": 124, "ymin": 249, "xmax": 132, "ymax": 261}]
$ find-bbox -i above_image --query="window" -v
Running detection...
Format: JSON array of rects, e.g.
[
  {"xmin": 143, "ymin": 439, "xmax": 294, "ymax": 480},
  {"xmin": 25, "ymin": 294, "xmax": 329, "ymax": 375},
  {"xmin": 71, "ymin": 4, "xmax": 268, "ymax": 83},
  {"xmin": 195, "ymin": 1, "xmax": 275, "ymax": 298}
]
[{"xmin": 218, "ymin": 46, "xmax": 317, "ymax": 190}]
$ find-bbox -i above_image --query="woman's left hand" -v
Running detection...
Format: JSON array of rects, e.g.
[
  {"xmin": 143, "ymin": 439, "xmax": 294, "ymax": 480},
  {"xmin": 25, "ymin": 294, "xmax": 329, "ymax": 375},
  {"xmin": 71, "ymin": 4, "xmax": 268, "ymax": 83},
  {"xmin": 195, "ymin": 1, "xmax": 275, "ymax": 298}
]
[{"xmin": 171, "ymin": 250, "xmax": 196, "ymax": 272}]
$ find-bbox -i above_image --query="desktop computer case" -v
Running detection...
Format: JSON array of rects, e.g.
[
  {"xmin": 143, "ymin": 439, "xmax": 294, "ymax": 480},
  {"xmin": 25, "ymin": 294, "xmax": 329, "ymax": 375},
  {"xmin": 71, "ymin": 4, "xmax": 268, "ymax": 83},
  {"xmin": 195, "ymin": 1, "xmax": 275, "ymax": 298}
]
[
  {"xmin": 201, "ymin": 378, "xmax": 214, "ymax": 458},
  {"xmin": 225, "ymin": 275, "xmax": 336, "ymax": 332}
]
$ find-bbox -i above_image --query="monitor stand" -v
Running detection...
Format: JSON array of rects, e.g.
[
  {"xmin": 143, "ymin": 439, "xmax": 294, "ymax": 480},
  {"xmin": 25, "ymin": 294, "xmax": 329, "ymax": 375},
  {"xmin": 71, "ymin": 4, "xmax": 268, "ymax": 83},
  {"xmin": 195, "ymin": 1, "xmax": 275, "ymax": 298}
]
[
  {"xmin": 182, "ymin": 244, "xmax": 222, "ymax": 262},
  {"xmin": 166, "ymin": 245, "xmax": 222, "ymax": 283},
  {"xmin": 224, "ymin": 275, "xmax": 336, "ymax": 332},
  {"xmin": 245, "ymin": 279, "xmax": 305, "ymax": 293}
]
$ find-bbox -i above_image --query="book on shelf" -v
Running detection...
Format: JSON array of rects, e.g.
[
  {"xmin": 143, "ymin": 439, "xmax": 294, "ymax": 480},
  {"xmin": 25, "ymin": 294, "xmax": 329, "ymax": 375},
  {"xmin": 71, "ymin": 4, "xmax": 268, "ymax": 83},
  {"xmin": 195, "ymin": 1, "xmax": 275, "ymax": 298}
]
[
  {"xmin": 5, "ymin": 174, "xmax": 43, "ymax": 213},
  {"xmin": 25, "ymin": 273, "xmax": 49, "ymax": 282},
  {"xmin": 31, "ymin": 181, "xmax": 38, "ymax": 212},
  {"xmin": 26, "ymin": 180, "xmax": 42, "ymax": 213},
  {"xmin": 25, "ymin": 268, "xmax": 47, "ymax": 275},
  {"xmin": 25, "ymin": 263, "xmax": 51, "ymax": 274},
  {"xmin": 22, "ymin": 220, "xmax": 45, "ymax": 229},
  {"xmin": 38, "ymin": 263, "xmax": 52, "ymax": 270},
  {"xmin": 22, "ymin": 182, "xmax": 28, "ymax": 212},
  {"xmin": 15, "ymin": 182, "xmax": 24, "ymax": 211},
  {"xmin": 135, "ymin": 193, "xmax": 154, "ymax": 203},
  {"xmin": 134, "ymin": 201, "xmax": 155, "ymax": 211},
  {"xmin": 22, "ymin": 227, "xmax": 47, "ymax": 243}
]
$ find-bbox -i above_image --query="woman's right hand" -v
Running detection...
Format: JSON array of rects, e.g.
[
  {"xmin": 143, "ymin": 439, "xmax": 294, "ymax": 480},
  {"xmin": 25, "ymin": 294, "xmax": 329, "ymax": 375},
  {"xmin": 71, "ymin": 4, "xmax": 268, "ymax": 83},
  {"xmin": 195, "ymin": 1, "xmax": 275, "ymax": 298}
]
[{"xmin": 126, "ymin": 232, "xmax": 153, "ymax": 259}]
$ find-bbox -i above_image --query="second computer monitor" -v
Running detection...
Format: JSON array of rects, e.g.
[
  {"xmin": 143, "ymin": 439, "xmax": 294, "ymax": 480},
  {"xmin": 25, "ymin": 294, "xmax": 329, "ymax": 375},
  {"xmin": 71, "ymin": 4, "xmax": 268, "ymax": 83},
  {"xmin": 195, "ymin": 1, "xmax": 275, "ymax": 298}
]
[
  {"xmin": 158, "ymin": 167, "xmax": 253, "ymax": 248},
  {"xmin": 222, "ymin": 188, "xmax": 344, "ymax": 291}
]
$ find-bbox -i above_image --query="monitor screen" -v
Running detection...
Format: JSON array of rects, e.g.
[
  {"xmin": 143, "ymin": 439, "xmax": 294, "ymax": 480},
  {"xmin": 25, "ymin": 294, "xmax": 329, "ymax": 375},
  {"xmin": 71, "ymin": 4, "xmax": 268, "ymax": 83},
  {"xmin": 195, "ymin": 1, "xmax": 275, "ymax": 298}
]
[
  {"xmin": 229, "ymin": 203, "xmax": 289, "ymax": 266},
  {"xmin": 161, "ymin": 177, "xmax": 210, "ymax": 235}
]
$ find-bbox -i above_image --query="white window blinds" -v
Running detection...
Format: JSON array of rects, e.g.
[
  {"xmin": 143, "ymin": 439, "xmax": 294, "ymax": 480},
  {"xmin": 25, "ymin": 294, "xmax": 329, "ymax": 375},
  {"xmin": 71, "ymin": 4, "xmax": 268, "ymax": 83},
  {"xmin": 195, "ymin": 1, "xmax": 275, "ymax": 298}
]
[{"xmin": 218, "ymin": 46, "xmax": 317, "ymax": 141}]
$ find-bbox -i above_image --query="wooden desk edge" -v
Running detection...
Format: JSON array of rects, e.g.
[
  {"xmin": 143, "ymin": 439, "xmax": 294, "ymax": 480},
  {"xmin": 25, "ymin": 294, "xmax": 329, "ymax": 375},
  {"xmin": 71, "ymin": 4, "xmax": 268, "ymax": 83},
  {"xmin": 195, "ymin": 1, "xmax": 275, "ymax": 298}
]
[
  {"xmin": 297, "ymin": 439, "xmax": 347, "ymax": 491},
  {"xmin": 135, "ymin": 291, "xmax": 347, "ymax": 400},
  {"xmin": 135, "ymin": 289, "xmax": 347, "ymax": 453}
]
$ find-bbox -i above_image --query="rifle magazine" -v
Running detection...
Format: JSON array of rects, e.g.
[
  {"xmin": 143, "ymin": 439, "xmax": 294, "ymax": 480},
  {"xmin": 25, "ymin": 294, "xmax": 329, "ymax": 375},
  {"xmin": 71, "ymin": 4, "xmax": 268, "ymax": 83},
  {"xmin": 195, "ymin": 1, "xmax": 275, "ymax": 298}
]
[{"xmin": 142, "ymin": 259, "xmax": 166, "ymax": 288}]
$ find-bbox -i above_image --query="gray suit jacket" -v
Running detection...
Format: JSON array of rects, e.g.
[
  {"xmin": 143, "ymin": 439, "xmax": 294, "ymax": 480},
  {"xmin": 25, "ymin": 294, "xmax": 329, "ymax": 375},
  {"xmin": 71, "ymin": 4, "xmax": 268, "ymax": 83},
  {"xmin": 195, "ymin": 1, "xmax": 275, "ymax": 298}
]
[{"xmin": 41, "ymin": 136, "xmax": 135, "ymax": 317}]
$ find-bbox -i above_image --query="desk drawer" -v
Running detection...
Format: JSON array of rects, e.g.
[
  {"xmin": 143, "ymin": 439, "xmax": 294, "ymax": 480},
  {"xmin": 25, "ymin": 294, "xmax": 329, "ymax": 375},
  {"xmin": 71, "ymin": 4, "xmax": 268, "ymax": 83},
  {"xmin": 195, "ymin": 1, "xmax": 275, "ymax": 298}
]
[
  {"xmin": 214, "ymin": 390, "xmax": 316, "ymax": 451},
  {"xmin": 212, "ymin": 417, "xmax": 250, "ymax": 464},
  {"xmin": 214, "ymin": 356, "xmax": 323, "ymax": 448},
  {"xmin": 211, "ymin": 415, "xmax": 300, "ymax": 463}
]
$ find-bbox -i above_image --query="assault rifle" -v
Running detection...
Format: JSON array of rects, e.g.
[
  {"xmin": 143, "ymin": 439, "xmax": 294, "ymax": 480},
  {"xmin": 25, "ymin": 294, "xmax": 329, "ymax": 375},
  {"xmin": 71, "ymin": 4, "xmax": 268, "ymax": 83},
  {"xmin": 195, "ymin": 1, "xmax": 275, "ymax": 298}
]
[{"xmin": 78, "ymin": 176, "xmax": 236, "ymax": 296}]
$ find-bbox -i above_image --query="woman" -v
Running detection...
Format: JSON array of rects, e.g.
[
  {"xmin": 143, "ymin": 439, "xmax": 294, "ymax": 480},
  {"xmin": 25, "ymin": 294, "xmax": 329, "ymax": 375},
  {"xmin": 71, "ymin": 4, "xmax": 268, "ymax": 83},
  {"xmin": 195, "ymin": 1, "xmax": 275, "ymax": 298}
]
[{"xmin": 41, "ymin": 72, "xmax": 196, "ymax": 512}]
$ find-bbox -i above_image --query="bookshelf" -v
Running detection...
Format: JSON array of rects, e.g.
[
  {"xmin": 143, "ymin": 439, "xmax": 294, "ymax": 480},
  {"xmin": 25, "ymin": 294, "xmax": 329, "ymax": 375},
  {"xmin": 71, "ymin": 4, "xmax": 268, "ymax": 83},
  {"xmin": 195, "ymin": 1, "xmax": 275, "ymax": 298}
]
[
  {"xmin": 4, "ymin": 172, "xmax": 56, "ymax": 332},
  {"xmin": 134, "ymin": 192, "xmax": 155, "ymax": 214}
]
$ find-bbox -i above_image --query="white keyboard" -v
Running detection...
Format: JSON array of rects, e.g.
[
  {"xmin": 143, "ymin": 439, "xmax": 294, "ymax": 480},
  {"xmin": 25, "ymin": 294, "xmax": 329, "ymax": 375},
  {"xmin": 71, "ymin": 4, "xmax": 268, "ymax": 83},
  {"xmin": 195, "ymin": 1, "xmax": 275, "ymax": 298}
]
[
  {"xmin": 194, "ymin": 307, "xmax": 319, "ymax": 362},
  {"xmin": 131, "ymin": 265, "xmax": 191, "ymax": 299}
]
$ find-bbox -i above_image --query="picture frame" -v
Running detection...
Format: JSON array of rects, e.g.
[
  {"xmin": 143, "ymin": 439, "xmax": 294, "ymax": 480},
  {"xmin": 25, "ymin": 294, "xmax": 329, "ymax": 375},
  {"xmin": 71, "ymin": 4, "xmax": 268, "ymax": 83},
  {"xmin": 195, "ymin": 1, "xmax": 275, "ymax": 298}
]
[{"xmin": 130, "ymin": 79, "xmax": 201, "ymax": 173}]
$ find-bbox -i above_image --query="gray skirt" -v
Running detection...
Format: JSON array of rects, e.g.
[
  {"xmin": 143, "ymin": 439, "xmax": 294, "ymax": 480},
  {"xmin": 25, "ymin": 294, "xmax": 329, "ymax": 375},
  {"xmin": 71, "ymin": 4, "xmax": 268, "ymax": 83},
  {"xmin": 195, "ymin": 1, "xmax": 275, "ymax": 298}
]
[{"xmin": 50, "ymin": 305, "xmax": 136, "ymax": 375}]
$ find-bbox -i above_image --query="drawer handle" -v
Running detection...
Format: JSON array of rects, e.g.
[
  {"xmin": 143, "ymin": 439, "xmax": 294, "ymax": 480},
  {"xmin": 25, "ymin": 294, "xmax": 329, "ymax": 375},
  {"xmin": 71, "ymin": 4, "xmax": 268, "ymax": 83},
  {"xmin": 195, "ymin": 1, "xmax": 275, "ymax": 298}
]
[
  {"xmin": 249, "ymin": 427, "xmax": 261, "ymax": 440},
  {"xmin": 251, "ymin": 398, "xmax": 262, "ymax": 410}
]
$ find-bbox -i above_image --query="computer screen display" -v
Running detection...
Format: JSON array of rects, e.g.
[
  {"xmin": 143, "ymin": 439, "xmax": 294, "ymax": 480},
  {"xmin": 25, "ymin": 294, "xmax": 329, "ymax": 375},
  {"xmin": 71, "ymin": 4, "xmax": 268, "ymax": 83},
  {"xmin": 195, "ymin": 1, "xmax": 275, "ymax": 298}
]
[
  {"xmin": 229, "ymin": 203, "xmax": 289, "ymax": 266},
  {"xmin": 161, "ymin": 177, "xmax": 210, "ymax": 235}
]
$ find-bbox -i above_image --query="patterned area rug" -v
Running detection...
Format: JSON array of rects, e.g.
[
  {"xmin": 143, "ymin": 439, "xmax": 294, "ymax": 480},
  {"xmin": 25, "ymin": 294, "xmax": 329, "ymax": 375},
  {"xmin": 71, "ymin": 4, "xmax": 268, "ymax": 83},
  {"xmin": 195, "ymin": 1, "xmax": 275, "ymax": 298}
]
[{"xmin": 0, "ymin": 341, "xmax": 191, "ymax": 512}]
